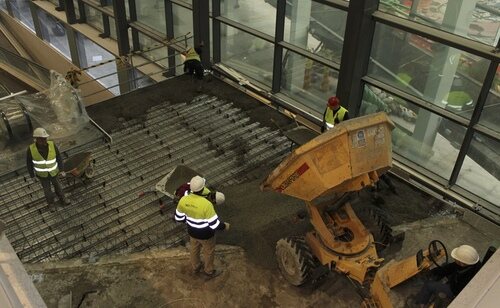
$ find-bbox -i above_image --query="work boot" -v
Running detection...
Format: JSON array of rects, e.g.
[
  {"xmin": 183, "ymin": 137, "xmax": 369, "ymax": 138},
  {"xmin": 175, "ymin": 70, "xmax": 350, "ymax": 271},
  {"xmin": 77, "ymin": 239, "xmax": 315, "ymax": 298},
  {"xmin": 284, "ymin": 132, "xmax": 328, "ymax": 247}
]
[
  {"xmin": 192, "ymin": 262, "xmax": 204, "ymax": 275},
  {"xmin": 203, "ymin": 269, "xmax": 222, "ymax": 280}
]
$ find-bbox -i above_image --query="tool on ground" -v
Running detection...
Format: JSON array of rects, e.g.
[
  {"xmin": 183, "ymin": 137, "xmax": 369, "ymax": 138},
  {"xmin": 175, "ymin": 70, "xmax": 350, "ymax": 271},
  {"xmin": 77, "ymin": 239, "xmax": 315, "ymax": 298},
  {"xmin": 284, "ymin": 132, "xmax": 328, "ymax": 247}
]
[
  {"xmin": 261, "ymin": 112, "xmax": 446, "ymax": 308},
  {"xmin": 62, "ymin": 152, "xmax": 95, "ymax": 185}
]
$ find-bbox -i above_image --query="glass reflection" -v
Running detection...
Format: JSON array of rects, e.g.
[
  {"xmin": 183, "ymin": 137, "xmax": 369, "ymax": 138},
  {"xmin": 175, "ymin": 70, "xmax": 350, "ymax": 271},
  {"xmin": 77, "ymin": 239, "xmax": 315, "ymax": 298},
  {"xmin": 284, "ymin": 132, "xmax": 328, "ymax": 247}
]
[
  {"xmin": 221, "ymin": 24, "xmax": 274, "ymax": 86},
  {"xmin": 37, "ymin": 10, "xmax": 70, "ymax": 59},
  {"xmin": 479, "ymin": 66, "xmax": 500, "ymax": 134},
  {"xmin": 379, "ymin": 0, "xmax": 500, "ymax": 46},
  {"xmin": 281, "ymin": 49, "xmax": 339, "ymax": 114},
  {"xmin": 368, "ymin": 23, "xmax": 490, "ymax": 120},
  {"xmin": 284, "ymin": 0, "xmax": 346, "ymax": 64},
  {"xmin": 457, "ymin": 132, "xmax": 500, "ymax": 206},
  {"xmin": 136, "ymin": 0, "xmax": 166, "ymax": 34},
  {"xmin": 221, "ymin": 0, "xmax": 276, "ymax": 37},
  {"xmin": 361, "ymin": 84, "xmax": 465, "ymax": 179}
]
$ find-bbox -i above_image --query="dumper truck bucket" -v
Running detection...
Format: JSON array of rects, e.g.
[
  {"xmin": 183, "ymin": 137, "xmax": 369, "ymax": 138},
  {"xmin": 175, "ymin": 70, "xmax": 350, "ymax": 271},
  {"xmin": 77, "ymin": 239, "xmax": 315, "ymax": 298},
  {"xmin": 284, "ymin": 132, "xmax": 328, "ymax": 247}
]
[
  {"xmin": 261, "ymin": 112, "xmax": 394, "ymax": 201},
  {"xmin": 155, "ymin": 165, "xmax": 200, "ymax": 199}
]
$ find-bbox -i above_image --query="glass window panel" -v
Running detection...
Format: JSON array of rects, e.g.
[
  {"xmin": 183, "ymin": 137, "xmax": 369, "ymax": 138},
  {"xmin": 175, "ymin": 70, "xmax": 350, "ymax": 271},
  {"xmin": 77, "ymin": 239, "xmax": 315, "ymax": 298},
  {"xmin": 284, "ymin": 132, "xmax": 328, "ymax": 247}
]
[
  {"xmin": 132, "ymin": 68, "xmax": 155, "ymax": 89},
  {"xmin": 48, "ymin": 0, "xmax": 59, "ymax": 5},
  {"xmin": 176, "ymin": 0, "xmax": 192, "ymax": 6},
  {"xmin": 479, "ymin": 65, "xmax": 500, "ymax": 134},
  {"xmin": 360, "ymin": 84, "xmax": 466, "ymax": 180},
  {"xmin": 0, "ymin": 0, "xmax": 7, "ymax": 11},
  {"xmin": 456, "ymin": 132, "xmax": 500, "ymax": 207},
  {"xmin": 379, "ymin": 0, "xmax": 500, "ymax": 47},
  {"xmin": 138, "ymin": 33, "xmax": 168, "ymax": 68},
  {"xmin": 221, "ymin": 24, "xmax": 274, "ymax": 87},
  {"xmin": 284, "ymin": 1, "xmax": 346, "ymax": 64},
  {"xmin": 9, "ymin": 0, "xmax": 35, "ymax": 31},
  {"xmin": 221, "ymin": 0, "xmax": 276, "ymax": 37},
  {"xmin": 368, "ymin": 23, "xmax": 490, "ymax": 120},
  {"xmin": 36, "ymin": 10, "xmax": 71, "ymax": 59},
  {"xmin": 173, "ymin": 4, "xmax": 193, "ymax": 44},
  {"xmin": 101, "ymin": 0, "xmax": 112, "ymax": 6},
  {"xmin": 84, "ymin": 4, "xmax": 104, "ymax": 31},
  {"xmin": 109, "ymin": 16, "xmax": 117, "ymax": 40},
  {"xmin": 76, "ymin": 32, "xmax": 120, "ymax": 95},
  {"xmin": 280, "ymin": 49, "xmax": 339, "ymax": 114},
  {"xmin": 136, "ymin": 0, "xmax": 166, "ymax": 34}
]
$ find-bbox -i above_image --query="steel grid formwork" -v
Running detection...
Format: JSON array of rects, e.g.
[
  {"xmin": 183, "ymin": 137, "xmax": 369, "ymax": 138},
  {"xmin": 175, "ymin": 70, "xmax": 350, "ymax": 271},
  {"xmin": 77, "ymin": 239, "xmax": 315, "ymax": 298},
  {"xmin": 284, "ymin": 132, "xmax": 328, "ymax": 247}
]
[{"xmin": 0, "ymin": 95, "xmax": 291, "ymax": 263}]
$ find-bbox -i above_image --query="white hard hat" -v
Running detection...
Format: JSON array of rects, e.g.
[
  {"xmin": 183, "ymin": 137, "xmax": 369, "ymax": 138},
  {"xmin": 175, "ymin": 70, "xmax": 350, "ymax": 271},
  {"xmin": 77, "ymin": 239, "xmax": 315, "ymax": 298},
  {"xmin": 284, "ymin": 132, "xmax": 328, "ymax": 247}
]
[
  {"xmin": 190, "ymin": 175, "xmax": 205, "ymax": 192},
  {"xmin": 33, "ymin": 127, "xmax": 49, "ymax": 138},
  {"xmin": 451, "ymin": 245, "xmax": 480, "ymax": 265},
  {"xmin": 215, "ymin": 192, "xmax": 225, "ymax": 205}
]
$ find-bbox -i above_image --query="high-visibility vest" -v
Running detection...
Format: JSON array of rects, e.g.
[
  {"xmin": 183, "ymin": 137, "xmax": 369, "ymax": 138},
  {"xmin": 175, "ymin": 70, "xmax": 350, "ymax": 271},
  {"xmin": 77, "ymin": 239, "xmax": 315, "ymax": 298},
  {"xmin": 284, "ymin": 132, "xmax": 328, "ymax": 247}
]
[
  {"xmin": 324, "ymin": 106, "xmax": 348, "ymax": 129},
  {"xmin": 184, "ymin": 48, "xmax": 200, "ymax": 62},
  {"xmin": 175, "ymin": 194, "xmax": 221, "ymax": 230},
  {"xmin": 30, "ymin": 141, "xmax": 59, "ymax": 177}
]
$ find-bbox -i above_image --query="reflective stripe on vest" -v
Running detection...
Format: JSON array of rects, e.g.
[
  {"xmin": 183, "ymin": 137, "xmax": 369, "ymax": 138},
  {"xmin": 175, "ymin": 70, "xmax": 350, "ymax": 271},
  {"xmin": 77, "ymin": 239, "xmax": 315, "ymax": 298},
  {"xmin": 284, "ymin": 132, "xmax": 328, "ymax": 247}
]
[
  {"xmin": 30, "ymin": 141, "xmax": 59, "ymax": 177},
  {"xmin": 175, "ymin": 194, "xmax": 220, "ymax": 230},
  {"xmin": 184, "ymin": 48, "xmax": 200, "ymax": 62},
  {"xmin": 324, "ymin": 106, "xmax": 347, "ymax": 127}
]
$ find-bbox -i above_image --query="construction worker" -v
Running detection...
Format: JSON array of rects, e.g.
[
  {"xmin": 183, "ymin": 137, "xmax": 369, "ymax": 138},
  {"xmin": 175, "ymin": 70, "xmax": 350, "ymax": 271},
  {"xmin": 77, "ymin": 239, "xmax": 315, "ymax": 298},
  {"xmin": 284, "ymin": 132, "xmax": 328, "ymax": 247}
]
[
  {"xmin": 175, "ymin": 175, "xmax": 229, "ymax": 278},
  {"xmin": 322, "ymin": 96, "xmax": 349, "ymax": 132},
  {"xmin": 182, "ymin": 43, "xmax": 204, "ymax": 81},
  {"xmin": 26, "ymin": 128, "xmax": 70, "ymax": 211},
  {"xmin": 174, "ymin": 180, "xmax": 225, "ymax": 206},
  {"xmin": 408, "ymin": 244, "xmax": 482, "ymax": 307}
]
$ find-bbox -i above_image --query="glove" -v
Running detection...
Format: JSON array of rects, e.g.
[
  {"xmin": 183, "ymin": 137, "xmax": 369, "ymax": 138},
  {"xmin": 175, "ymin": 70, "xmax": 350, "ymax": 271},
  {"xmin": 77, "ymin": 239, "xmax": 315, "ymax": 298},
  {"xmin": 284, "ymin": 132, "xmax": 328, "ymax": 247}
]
[
  {"xmin": 60, "ymin": 171, "xmax": 66, "ymax": 177},
  {"xmin": 224, "ymin": 222, "xmax": 230, "ymax": 231}
]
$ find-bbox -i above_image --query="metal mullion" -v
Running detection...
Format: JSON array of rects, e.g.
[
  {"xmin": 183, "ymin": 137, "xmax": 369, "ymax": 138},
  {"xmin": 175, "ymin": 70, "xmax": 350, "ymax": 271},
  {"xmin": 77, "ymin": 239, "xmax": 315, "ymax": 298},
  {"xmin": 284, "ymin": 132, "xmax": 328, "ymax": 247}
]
[
  {"xmin": 279, "ymin": 41, "xmax": 340, "ymax": 71},
  {"xmin": 212, "ymin": 0, "xmax": 221, "ymax": 63},
  {"xmin": 112, "ymin": 0, "xmax": 130, "ymax": 56},
  {"xmin": 449, "ymin": 62, "xmax": 499, "ymax": 185},
  {"xmin": 216, "ymin": 16, "xmax": 274, "ymax": 44},
  {"xmin": 271, "ymin": 0, "xmax": 286, "ymax": 93},
  {"xmin": 66, "ymin": 26, "xmax": 82, "ymax": 67},
  {"xmin": 473, "ymin": 124, "xmax": 500, "ymax": 142},
  {"xmin": 362, "ymin": 76, "xmax": 470, "ymax": 127},
  {"xmin": 77, "ymin": 0, "xmax": 87, "ymax": 22},
  {"xmin": 170, "ymin": 0, "xmax": 191, "ymax": 10},
  {"xmin": 165, "ymin": 0, "xmax": 176, "ymax": 77},
  {"xmin": 28, "ymin": 1, "xmax": 43, "ymax": 39},
  {"xmin": 63, "ymin": 0, "xmax": 77, "ymax": 24},
  {"xmin": 81, "ymin": 0, "xmax": 114, "ymax": 17},
  {"xmin": 372, "ymin": 11, "xmax": 500, "ymax": 62},
  {"xmin": 100, "ymin": 13, "xmax": 110, "ymax": 38},
  {"xmin": 313, "ymin": 0, "xmax": 349, "ymax": 11}
]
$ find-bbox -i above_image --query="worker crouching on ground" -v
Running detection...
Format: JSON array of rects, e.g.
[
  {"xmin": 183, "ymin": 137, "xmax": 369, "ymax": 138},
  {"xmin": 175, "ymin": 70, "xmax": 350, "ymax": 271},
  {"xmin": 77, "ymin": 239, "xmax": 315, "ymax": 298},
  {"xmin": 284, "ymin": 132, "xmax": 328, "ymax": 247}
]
[
  {"xmin": 408, "ymin": 244, "xmax": 482, "ymax": 307},
  {"xmin": 182, "ymin": 43, "xmax": 204, "ymax": 92},
  {"xmin": 175, "ymin": 175, "xmax": 229, "ymax": 278},
  {"xmin": 322, "ymin": 96, "xmax": 349, "ymax": 132},
  {"xmin": 26, "ymin": 128, "xmax": 70, "ymax": 212}
]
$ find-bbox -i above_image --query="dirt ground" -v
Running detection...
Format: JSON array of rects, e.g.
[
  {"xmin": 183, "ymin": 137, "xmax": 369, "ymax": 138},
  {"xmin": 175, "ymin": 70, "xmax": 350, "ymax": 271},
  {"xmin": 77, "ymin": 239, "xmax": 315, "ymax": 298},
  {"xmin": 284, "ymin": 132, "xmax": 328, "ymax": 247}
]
[{"xmin": 27, "ymin": 75, "xmax": 496, "ymax": 308}]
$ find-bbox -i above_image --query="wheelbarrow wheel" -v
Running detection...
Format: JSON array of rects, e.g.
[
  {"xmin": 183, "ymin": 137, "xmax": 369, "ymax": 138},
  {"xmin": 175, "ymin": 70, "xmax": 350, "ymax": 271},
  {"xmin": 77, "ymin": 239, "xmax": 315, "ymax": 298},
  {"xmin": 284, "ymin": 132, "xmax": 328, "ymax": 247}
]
[{"xmin": 84, "ymin": 165, "xmax": 95, "ymax": 179}]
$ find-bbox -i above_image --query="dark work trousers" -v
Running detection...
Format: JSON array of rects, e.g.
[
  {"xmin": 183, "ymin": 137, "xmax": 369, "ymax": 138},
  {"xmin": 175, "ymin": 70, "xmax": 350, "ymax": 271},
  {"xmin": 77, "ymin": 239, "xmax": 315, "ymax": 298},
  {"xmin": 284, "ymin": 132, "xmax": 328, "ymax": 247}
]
[
  {"xmin": 39, "ymin": 176, "xmax": 65, "ymax": 205},
  {"xmin": 415, "ymin": 281, "xmax": 454, "ymax": 305},
  {"xmin": 184, "ymin": 60, "xmax": 204, "ymax": 80}
]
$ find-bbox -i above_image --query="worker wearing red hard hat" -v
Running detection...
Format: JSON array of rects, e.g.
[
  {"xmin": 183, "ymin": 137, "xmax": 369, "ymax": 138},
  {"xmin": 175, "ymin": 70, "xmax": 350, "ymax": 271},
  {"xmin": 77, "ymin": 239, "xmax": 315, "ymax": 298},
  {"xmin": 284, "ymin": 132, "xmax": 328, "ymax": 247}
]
[{"xmin": 322, "ymin": 96, "xmax": 349, "ymax": 132}]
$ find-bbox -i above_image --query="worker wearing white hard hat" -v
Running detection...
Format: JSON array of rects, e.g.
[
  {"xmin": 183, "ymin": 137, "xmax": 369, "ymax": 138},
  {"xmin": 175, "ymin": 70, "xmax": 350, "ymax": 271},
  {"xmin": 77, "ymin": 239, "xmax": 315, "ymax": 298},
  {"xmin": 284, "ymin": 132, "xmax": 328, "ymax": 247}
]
[
  {"xmin": 174, "ymin": 175, "xmax": 230, "ymax": 279},
  {"xmin": 409, "ymin": 244, "xmax": 482, "ymax": 307},
  {"xmin": 27, "ymin": 127, "xmax": 70, "ymax": 212}
]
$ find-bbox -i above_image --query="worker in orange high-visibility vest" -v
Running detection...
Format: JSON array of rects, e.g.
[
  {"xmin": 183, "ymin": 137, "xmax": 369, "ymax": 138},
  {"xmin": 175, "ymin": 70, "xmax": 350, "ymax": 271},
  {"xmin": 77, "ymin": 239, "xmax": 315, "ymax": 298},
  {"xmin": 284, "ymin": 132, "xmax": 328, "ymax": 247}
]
[{"xmin": 26, "ymin": 128, "xmax": 70, "ymax": 212}]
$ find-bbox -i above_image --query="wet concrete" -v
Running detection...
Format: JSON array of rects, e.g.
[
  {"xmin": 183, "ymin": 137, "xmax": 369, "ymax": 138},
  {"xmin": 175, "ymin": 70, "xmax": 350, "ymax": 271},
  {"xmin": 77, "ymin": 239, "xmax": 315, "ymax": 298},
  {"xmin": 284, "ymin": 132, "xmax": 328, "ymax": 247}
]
[{"xmin": 25, "ymin": 75, "xmax": 499, "ymax": 307}]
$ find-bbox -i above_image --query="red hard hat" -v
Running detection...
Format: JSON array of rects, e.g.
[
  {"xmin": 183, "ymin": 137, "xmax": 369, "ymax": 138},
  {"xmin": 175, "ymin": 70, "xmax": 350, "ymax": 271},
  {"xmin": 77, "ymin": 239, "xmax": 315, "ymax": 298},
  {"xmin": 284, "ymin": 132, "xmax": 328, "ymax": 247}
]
[{"xmin": 328, "ymin": 96, "xmax": 340, "ymax": 108}]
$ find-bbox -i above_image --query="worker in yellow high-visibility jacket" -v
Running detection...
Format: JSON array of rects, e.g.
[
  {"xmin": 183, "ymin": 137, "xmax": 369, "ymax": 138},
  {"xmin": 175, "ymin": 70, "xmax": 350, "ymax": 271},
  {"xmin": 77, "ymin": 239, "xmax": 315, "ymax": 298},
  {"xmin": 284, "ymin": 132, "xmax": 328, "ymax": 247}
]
[
  {"xmin": 322, "ymin": 96, "xmax": 349, "ymax": 132},
  {"xmin": 26, "ymin": 127, "xmax": 70, "ymax": 212},
  {"xmin": 182, "ymin": 44, "xmax": 204, "ymax": 80},
  {"xmin": 175, "ymin": 175, "xmax": 229, "ymax": 278}
]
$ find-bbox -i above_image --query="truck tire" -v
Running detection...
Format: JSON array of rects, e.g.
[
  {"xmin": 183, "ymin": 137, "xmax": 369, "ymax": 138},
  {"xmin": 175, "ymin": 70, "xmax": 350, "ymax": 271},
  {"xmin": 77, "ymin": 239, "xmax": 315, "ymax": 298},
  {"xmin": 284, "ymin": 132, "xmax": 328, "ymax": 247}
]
[{"xmin": 276, "ymin": 236, "xmax": 316, "ymax": 286}]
